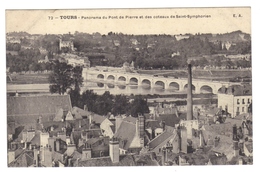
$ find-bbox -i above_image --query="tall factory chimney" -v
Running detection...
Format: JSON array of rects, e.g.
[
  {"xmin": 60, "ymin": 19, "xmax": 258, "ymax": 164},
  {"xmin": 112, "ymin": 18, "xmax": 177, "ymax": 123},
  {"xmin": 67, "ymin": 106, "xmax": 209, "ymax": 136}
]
[{"xmin": 187, "ymin": 63, "xmax": 193, "ymax": 120}]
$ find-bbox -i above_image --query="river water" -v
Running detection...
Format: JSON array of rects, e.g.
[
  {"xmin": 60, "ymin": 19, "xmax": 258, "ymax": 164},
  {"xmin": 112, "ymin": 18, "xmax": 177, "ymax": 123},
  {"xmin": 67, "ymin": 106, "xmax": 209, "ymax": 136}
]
[{"xmin": 81, "ymin": 80, "xmax": 184, "ymax": 95}]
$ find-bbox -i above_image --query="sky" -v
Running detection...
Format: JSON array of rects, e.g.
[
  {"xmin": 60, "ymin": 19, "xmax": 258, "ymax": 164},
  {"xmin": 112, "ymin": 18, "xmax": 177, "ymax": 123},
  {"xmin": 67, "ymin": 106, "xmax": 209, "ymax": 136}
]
[{"xmin": 6, "ymin": 8, "xmax": 251, "ymax": 35}]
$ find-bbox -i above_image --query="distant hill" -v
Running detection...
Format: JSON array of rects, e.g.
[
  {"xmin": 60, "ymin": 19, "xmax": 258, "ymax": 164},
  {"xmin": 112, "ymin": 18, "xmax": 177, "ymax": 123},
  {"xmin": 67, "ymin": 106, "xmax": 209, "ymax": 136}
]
[
  {"xmin": 7, "ymin": 31, "xmax": 30, "ymax": 37},
  {"xmin": 207, "ymin": 30, "xmax": 251, "ymax": 43}
]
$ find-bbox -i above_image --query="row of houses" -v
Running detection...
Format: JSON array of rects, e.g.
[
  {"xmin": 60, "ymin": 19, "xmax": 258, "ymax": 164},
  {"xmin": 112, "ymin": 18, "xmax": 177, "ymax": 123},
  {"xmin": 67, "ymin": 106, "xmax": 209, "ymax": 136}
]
[{"xmin": 7, "ymin": 87, "xmax": 252, "ymax": 167}]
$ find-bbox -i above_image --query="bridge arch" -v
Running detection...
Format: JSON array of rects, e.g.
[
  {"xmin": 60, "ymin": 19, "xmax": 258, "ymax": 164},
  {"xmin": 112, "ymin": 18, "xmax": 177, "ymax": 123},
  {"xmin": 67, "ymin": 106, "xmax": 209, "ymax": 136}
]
[
  {"xmin": 97, "ymin": 74, "xmax": 104, "ymax": 79},
  {"xmin": 118, "ymin": 76, "xmax": 126, "ymax": 82},
  {"xmin": 218, "ymin": 86, "xmax": 227, "ymax": 93},
  {"xmin": 107, "ymin": 75, "xmax": 115, "ymax": 80},
  {"xmin": 129, "ymin": 77, "xmax": 138, "ymax": 85},
  {"xmin": 169, "ymin": 82, "xmax": 180, "ymax": 91},
  {"xmin": 107, "ymin": 84, "xmax": 115, "ymax": 88},
  {"xmin": 184, "ymin": 84, "xmax": 195, "ymax": 92},
  {"xmin": 141, "ymin": 79, "xmax": 151, "ymax": 88},
  {"xmin": 97, "ymin": 82, "xmax": 104, "ymax": 87},
  {"xmin": 200, "ymin": 85, "xmax": 213, "ymax": 93},
  {"xmin": 155, "ymin": 81, "xmax": 165, "ymax": 89}
]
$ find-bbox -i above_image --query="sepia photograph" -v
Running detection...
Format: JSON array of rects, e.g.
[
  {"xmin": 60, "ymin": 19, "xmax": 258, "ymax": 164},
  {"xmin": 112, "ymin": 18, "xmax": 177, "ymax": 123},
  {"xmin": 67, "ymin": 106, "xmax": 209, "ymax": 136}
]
[{"xmin": 5, "ymin": 7, "xmax": 253, "ymax": 168}]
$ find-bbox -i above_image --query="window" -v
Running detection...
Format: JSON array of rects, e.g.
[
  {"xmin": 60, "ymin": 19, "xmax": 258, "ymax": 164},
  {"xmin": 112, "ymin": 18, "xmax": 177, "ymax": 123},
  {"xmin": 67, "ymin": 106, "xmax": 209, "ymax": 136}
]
[
  {"xmin": 237, "ymin": 107, "xmax": 240, "ymax": 112},
  {"xmin": 242, "ymin": 99, "xmax": 245, "ymax": 104},
  {"xmin": 237, "ymin": 99, "xmax": 240, "ymax": 104},
  {"xmin": 242, "ymin": 107, "xmax": 244, "ymax": 112},
  {"xmin": 248, "ymin": 98, "xmax": 251, "ymax": 104}
]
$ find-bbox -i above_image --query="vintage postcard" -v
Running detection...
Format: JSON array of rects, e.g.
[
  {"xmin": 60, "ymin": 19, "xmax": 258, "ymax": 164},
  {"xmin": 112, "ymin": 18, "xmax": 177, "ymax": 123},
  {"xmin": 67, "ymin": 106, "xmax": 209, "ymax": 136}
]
[{"xmin": 6, "ymin": 8, "xmax": 252, "ymax": 167}]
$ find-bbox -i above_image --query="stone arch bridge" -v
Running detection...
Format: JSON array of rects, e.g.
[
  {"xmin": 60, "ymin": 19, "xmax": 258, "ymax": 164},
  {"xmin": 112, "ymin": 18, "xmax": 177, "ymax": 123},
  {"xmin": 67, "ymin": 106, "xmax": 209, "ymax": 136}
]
[{"xmin": 82, "ymin": 68, "xmax": 239, "ymax": 94}]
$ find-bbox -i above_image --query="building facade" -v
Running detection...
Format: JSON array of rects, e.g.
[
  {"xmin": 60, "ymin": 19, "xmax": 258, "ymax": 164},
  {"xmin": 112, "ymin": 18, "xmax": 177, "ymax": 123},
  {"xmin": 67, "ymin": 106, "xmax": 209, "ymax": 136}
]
[{"xmin": 218, "ymin": 93, "xmax": 252, "ymax": 118}]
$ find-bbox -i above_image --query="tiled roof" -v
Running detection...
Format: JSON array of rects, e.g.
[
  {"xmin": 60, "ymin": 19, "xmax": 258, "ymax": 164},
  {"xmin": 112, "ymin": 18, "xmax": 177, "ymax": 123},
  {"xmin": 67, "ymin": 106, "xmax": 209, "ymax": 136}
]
[
  {"xmin": 219, "ymin": 84, "xmax": 252, "ymax": 96},
  {"xmin": 134, "ymin": 152, "xmax": 159, "ymax": 166},
  {"xmin": 75, "ymin": 155, "xmax": 136, "ymax": 167},
  {"xmin": 202, "ymin": 123, "xmax": 233, "ymax": 138},
  {"xmin": 7, "ymin": 95, "xmax": 72, "ymax": 116},
  {"xmin": 148, "ymin": 130, "xmax": 175, "ymax": 150},
  {"xmin": 145, "ymin": 120, "xmax": 161, "ymax": 130},
  {"xmin": 9, "ymin": 150, "xmax": 34, "ymax": 167},
  {"xmin": 53, "ymin": 108, "xmax": 66, "ymax": 122},
  {"xmin": 156, "ymin": 113, "xmax": 186, "ymax": 127},
  {"xmin": 30, "ymin": 130, "xmax": 41, "ymax": 145},
  {"xmin": 114, "ymin": 121, "xmax": 136, "ymax": 150},
  {"xmin": 72, "ymin": 106, "xmax": 90, "ymax": 118},
  {"xmin": 123, "ymin": 116, "xmax": 137, "ymax": 124},
  {"xmin": 7, "ymin": 122, "xmax": 16, "ymax": 134},
  {"xmin": 81, "ymin": 129, "xmax": 103, "ymax": 139},
  {"xmin": 244, "ymin": 141, "xmax": 253, "ymax": 153},
  {"xmin": 86, "ymin": 137, "xmax": 101, "ymax": 145},
  {"xmin": 92, "ymin": 114, "xmax": 106, "ymax": 124}
]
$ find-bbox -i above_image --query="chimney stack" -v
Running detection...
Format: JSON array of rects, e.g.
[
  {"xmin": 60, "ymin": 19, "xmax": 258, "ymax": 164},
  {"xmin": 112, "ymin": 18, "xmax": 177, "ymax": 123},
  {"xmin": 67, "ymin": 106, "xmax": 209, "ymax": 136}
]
[
  {"xmin": 233, "ymin": 140, "xmax": 239, "ymax": 156},
  {"xmin": 109, "ymin": 137, "xmax": 119, "ymax": 163},
  {"xmin": 55, "ymin": 139, "xmax": 60, "ymax": 152},
  {"xmin": 233, "ymin": 124, "xmax": 238, "ymax": 141},
  {"xmin": 199, "ymin": 130, "xmax": 204, "ymax": 147},
  {"xmin": 84, "ymin": 105, "xmax": 88, "ymax": 111},
  {"xmin": 82, "ymin": 145, "xmax": 92, "ymax": 160},
  {"xmin": 180, "ymin": 127, "xmax": 187, "ymax": 153},
  {"xmin": 187, "ymin": 64, "xmax": 193, "ymax": 120},
  {"xmin": 34, "ymin": 148, "xmax": 39, "ymax": 167}
]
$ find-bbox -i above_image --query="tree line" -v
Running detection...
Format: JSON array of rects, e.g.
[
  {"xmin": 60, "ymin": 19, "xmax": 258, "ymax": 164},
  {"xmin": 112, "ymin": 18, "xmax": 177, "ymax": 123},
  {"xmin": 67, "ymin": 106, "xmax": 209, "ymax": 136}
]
[{"xmin": 71, "ymin": 90, "xmax": 149, "ymax": 117}]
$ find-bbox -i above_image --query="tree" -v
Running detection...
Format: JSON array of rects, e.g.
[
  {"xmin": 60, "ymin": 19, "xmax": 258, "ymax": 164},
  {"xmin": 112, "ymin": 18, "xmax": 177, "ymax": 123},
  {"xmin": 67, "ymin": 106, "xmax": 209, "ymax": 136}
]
[
  {"xmin": 128, "ymin": 95, "xmax": 149, "ymax": 117},
  {"xmin": 96, "ymin": 91, "xmax": 114, "ymax": 116},
  {"xmin": 81, "ymin": 90, "xmax": 98, "ymax": 112},
  {"xmin": 112, "ymin": 94, "xmax": 129, "ymax": 115},
  {"xmin": 49, "ymin": 61, "xmax": 83, "ymax": 95}
]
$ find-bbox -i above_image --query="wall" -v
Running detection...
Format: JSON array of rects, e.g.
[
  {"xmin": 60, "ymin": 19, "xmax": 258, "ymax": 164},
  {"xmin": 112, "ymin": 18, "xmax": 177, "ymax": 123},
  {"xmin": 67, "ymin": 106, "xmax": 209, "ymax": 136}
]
[
  {"xmin": 218, "ymin": 93, "xmax": 234, "ymax": 117},
  {"xmin": 233, "ymin": 95, "xmax": 252, "ymax": 116},
  {"xmin": 179, "ymin": 120, "xmax": 199, "ymax": 139},
  {"xmin": 218, "ymin": 93, "xmax": 252, "ymax": 118},
  {"xmin": 40, "ymin": 132, "xmax": 50, "ymax": 147},
  {"xmin": 100, "ymin": 119, "xmax": 114, "ymax": 138}
]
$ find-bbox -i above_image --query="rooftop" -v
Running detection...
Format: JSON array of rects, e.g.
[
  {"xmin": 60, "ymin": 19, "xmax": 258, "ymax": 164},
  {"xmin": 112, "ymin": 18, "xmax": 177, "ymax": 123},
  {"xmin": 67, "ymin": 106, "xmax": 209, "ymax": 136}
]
[
  {"xmin": 7, "ymin": 95, "xmax": 72, "ymax": 116},
  {"xmin": 113, "ymin": 120, "xmax": 136, "ymax": 150},
  {"xmin": 74, "ymin": 155, "xmax": 136, "ymax": 167}
]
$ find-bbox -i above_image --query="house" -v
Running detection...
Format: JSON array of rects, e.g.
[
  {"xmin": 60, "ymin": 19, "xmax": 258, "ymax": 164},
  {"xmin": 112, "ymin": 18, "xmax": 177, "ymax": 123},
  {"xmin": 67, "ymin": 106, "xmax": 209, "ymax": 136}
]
[
  {"xmin": 218, "ymin": 85, "xmax": 252, "ymax": 118},
  {"xmin": 89, "ymin": 114, "xmax": 114, "ymax": 138},
  {"xmin": 59, "ymin": 38, "xmax": 74, "ymax": 51},
  {"xmin": 113, "ymin": 40, "xmax": 120, "ymax": 46},
  {"xmin": 8, "ymin": 150, "xmax": 34, "ymax": 167},
  {"xmin": 67, "ymin": 57, "xmax": 90, "ymax": 67},
  {"xmin": 130, "ymin": 39, "xmax": 139, "ymax": 45},
  {"xmin": 175, "ymin": 35, "xmax": 190, "ymax": 41},
  {"xmin": 113, "ymin": 116, "xmax": 145, "ymax": 154},
  {"xmin": 7, "ymin": 95, "xmax": 72, "ymax": 124},
  {"xmin": 146, "ymin": 126, "xmax": 179, "ymax": 155},
  {"xmin": 38, "ymin": 55, "xmax": 49, "ymax": 63}
]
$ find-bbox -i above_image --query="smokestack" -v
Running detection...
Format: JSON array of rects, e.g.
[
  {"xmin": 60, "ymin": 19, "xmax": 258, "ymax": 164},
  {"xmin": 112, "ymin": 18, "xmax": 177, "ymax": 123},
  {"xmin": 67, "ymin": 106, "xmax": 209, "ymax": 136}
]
[{"xmin": 187, "ymin": 64, "xmax": 193, "ymax": 120}]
